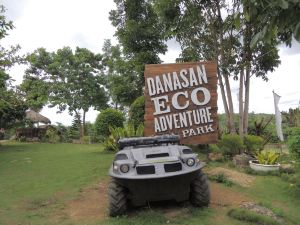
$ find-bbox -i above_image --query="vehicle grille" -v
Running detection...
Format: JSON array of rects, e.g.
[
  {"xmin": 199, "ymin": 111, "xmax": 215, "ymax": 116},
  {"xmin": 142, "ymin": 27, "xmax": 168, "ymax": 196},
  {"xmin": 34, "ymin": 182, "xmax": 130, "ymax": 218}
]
[
  {"xmin": 146, "ymin": 153, "xmax": 169, "ymax": 158},
  {"xmin": 164, "ymin": 163, "xmax": 182, "ymax": 172},
  {"xmin": 136, "ymin": 165, "xmax": 155, "ymax": 175}
]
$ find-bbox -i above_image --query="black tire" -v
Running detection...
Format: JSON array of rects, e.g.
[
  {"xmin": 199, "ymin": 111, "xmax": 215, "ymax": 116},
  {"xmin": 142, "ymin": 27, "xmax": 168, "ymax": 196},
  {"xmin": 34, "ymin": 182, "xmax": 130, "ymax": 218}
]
[
  {"xmin": 190, "ymin": 170, "xmax": 210, "ymax": 207},
  {"xmin": 108, "ymin": 179, "xmax": 127, "ymax": 217}
]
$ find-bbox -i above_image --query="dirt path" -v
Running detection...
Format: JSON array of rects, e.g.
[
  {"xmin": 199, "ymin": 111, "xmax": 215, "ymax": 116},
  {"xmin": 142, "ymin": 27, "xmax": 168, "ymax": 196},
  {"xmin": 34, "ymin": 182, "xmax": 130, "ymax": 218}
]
[
  {"xmin": 210, "ymin": 182, "xmax": 250, "ymax": 208},
  {"xmin": 65, "ymin": 180, "xmax": 109, "ymax": 222},
  {"xmin": 65, "ymin": 177, "xmax": 251, "ymax": 222},
  {"xmin": 206, "ymin": 167, "xmax": 255, "ymax": 187}
]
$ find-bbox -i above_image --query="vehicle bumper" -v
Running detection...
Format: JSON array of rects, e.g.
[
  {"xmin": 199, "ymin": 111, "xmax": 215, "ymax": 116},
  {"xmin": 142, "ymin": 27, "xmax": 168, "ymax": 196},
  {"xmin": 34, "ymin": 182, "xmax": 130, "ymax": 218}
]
[{"xmin": 109, "ymin": 162, "xmax": 206, "ymax": 180}]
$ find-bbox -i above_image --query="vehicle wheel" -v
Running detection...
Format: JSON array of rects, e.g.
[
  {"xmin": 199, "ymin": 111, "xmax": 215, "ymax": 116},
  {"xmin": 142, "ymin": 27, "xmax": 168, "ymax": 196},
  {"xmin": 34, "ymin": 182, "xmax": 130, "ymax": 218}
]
[
  {"xmin": 108, "ymin": 179, "xmax": 127, "ymax": 217},
  {"xmin": 190, "ymin": 170, "xmax": 210, "ymax": 207}
]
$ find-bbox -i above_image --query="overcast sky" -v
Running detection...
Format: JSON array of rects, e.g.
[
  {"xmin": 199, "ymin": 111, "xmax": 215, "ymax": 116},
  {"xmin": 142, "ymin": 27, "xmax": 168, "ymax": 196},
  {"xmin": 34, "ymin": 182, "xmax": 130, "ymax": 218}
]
[{"xmin": 2, "ymin": 0, "xmax": 300, "ymax": 125}]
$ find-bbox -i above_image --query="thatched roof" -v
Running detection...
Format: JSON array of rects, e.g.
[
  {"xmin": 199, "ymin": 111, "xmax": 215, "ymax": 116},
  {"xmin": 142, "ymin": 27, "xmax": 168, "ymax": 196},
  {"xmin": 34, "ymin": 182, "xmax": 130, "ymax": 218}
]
[{"xmin": 25, "ymin": 110, "xmax": 51, "ymax": 124}]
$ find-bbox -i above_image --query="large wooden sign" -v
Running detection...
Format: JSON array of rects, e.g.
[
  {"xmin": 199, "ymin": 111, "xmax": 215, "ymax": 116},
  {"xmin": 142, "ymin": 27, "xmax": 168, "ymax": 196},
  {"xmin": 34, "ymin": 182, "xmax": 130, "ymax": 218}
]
[{"xmin": 144, "ymin": 61, "xmax": 218, "ymax": 145}]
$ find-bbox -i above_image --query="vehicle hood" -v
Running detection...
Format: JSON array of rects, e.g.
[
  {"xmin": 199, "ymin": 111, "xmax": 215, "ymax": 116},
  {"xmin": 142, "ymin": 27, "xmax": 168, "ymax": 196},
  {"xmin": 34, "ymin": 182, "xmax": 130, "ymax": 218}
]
[{"xmin": 130, "ymin": 145, "xmax": 180, "ymax": 165}]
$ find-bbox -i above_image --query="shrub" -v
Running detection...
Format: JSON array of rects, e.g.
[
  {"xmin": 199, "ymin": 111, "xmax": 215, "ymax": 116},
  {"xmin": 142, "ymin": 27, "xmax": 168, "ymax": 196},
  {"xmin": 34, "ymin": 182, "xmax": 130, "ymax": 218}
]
[
  {"xmin": 255, "ymin": 151, "xmax": 280, "ymax": 165},
  {"xmin": 103, "ymin": 123, "xmax": 144, "ymax": 151},
  {"xmin": 19, "ymin": 136, "xmax": 26, "ymax": 142},
  {"xmin": 217, "ymin": 134, "xmax": 244, "ymax": 157},
  {"xmin": 209, "ymin": 173, "xmax": 233, "ymax": 186},
  {"xmin": 55, "ymin": 123, "xmax": 68, "ymax": 142},
  {"xmin": 209, "ymin": 144, "xmax": 221, "ymax": 153},
  {"xmin": 95, "ymin": 108, "xmax": 125, "ymax": 137},
  {"xmin": 244, "ymin": 135, "xmax": 264, "ymax": 154},
  {"xmin": 129, "ymin": 96, "xmax": 145, "ymax": 128},
  {"xmin": 82, "ymin": 136, "xmax": 90, "ymax": 144},
  {"xmin": 45, "ymin": 128, "xmax": 60, "ymax": 143},
  {"xmin": 67, "ymin": 116, "xmax": 81, "ymax": 141},
  {"xmin": 287, "ymin": 127, "xmax": 300, "ymax": 158},
  {"xmin": 103, "ymin": 135, "xmax": 118, "ymax": 151}
]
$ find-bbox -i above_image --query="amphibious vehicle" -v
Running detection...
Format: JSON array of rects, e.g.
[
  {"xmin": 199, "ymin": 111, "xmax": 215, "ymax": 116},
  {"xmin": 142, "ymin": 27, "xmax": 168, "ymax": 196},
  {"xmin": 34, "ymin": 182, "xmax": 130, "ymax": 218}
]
[{"xmin": 108, "ymin": 134, "xmax": 210, "ymax": 216}]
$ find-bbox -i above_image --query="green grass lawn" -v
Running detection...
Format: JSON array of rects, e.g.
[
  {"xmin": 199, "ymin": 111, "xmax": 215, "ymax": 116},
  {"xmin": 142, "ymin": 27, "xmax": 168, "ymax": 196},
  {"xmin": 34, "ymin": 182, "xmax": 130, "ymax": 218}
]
[
  {"xmin": 0, "ymin": 142, "xmax": 299, "ymax": 225},
  {"xmin": 0, "ymin": 142, "xmax": 112, "ymax": 225}
]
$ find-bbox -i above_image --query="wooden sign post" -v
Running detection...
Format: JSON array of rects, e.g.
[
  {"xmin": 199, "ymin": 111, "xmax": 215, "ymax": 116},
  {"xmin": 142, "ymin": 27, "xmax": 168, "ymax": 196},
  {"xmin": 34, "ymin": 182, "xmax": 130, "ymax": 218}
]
[{"xmin": 144, "ymin": 62, "xmax": 218, "ymax": 145}]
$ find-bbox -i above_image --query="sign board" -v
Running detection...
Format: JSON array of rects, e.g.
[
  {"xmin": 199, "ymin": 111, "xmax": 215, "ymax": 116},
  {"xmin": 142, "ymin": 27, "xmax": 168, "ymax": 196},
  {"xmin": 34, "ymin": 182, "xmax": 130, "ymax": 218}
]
[{"xmin": 144, "ymin": 61, "xmax": 218, "ymax": 145}]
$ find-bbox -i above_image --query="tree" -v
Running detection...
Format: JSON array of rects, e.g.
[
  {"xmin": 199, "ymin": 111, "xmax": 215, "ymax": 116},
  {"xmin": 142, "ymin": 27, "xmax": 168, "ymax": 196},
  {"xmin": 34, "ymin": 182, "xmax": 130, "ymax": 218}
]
[
  {"xmin": 234, "ymin": 2, "xmax": 280, "ymax": 137},
  {"xmin": 0, "ymin": 5, "xmax": 26, "ymax": 130},
  {"xmin": 282, "ymin": 108, "xmax": 300, "ymax": 128},
  {"xmin": 155, "ymin": 0, "xmax": 240, "ymax": 134},
  {"xmin": 19, "ymin": 75, "xmax": 49, "ymax": 112},
  {"xmin": 101, "ymin": 40, "xmax": 141, "ymax": 107},
  {"xmin": 67, "ymin": 115, "xmax": 81, "ymax": 140},
  {"xmin": 109, "ymin": 0, "xmax": 167, "ymax": 104},
  {"xmin": 24, "ymin": 47, "xmax": 109, "ymax": 138},
  {"xmin": 155, "ymin": 0, "xmax": 280, "ymax": 137},
  {"xmin": 129, "ymin": 95, "xmax": 145, "ymax": 128},
  {"xmin": 0, "ymin": 89, "xmax": 27, "ymax": 129},
  {"xmin": 244, "ymin": 0, "xmax": 300, "ymax": 46}
]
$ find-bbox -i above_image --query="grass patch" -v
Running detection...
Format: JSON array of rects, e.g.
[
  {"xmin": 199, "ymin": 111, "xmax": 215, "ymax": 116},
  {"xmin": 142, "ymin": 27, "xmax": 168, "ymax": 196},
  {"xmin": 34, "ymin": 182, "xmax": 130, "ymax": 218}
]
[
  {"xmin": 244, "ymin": 176, "xmax": 300, "ymax": 224},
  {"xmin": 228, "ymin": 208, "xmax": 281, "ymax": 225},
  {"xmin": 103, "ymin": 207, "xmax": 240, "ymax": 225},
  {"xmin": 105, "ymin": 210, "xmax": 167, "ymax": 225},
  {"xmin": 243, "ymin": 167, "xmax": 281, "ymax": 176},
  {"xmin": 0, "ymin": 142, "xmax": 299, "ymax": 225},
  {"xmin": 208, "ymin": 173, "xmax": 234, "ymax": 187},
  {"xmin": 258, "ymin": 202, "xmax": 285, "ymax": 218},
  {"xmin": 0, "ymin": 142, "xmax": 113, "ymax": 225}
]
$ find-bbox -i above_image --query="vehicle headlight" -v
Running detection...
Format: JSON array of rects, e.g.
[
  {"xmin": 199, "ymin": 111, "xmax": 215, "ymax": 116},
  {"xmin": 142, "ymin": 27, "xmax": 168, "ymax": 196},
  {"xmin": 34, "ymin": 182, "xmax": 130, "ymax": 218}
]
[
  {"xmin": 113, "ymin": 164, "xmax": 118, "ymax": 170},
  {"xmin": 186, "ymin": 158, "xmax": 195, "ymax": 167},
  {"xmin": 120, "ymin": 164, "xmax": 130, "ymax": 173}
]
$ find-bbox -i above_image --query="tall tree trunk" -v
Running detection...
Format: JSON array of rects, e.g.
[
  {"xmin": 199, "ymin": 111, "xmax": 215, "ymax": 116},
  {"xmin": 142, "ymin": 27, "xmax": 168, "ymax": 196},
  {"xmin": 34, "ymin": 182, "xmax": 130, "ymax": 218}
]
[
  {"xmin": 243, "ymin": 66, "xmax": 250, "ymax": 135},
  {"xmin": 239, "ymin": 69, "xmax": 244, "ymax": 138},
  {"xmin": 242, "ymin": 6, "xmax": 252, "ymax": 136},
  {"xmin": 210, "ymin": 11, "xmax": 231, "ymax": 135},
  {"xmin": 223, "ymin": 74, "xmax": 236, "ymax": 134},
  {"xmin": 217, "ymin": 66, "xmax": 230, "ymax": 131},
  {"xmin": 82, "ymin": 110, "xmax": 86, "ymax": 138},
  {"xmin": 216, "ymin": 1, "xmax": 236, "ymax": 134},
  {"xmin": 75, "ymin": 111, "xmax": 82, "ymax": 140}
]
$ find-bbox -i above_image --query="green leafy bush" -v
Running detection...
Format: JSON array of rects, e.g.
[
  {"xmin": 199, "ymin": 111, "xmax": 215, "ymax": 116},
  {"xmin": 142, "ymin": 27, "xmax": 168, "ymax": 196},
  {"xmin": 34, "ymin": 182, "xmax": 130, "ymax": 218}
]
[
  {"xmin": 256, "ymin": 151, "xmax": 280, "ymax": 165},
  {"xmin": 209, "ymin": 173, "xmax": 233, "ymax": 186},
  {"xmin": 104, "ymin": 123, "xmax": 144, "ymax": 151},
  {"xmin": 82, "ymin": 136, "xmax": 90, "ymax": 144},
  {"xmin": 209, "ymin": 144, "xmax": 221, "ymax": 153},
  {"xmin": 95, "ymin": 108, "xmax": 125, "ymax": 137},
  {"xmin": 67, "ymin": 116, "xmax": 81, "ymax": 141},
  {"xmin": 55, "ymin": 123, "xmax": 68, "ymax": 142},
  {"xmin": 83, "ymin": 122, "xmax": 101, "ymax": 143},
  {"xmin": 217, "ymin": 134, "xmax": 244, "ymax": 157},
  {"xmin": 287, "ymin": 127, "xmax": 300, "ymax": 158},
  {"xmin": 19, "ymin": 136, "xmax": 26, "ymax": 142},
  {"xmin": 103, "ymin": 135, "xmax": 118, "ymax": 151},
  {"xmin": 45, "ymin": 128, "xmax": 60, "ymax": 143},
  {"xmin": 129, "ymin": 96, "xmax": 145, "ymax": 128},
  {"xmin": 244, "ymin": 135, "xmax": 264, "ymax": 154}
]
